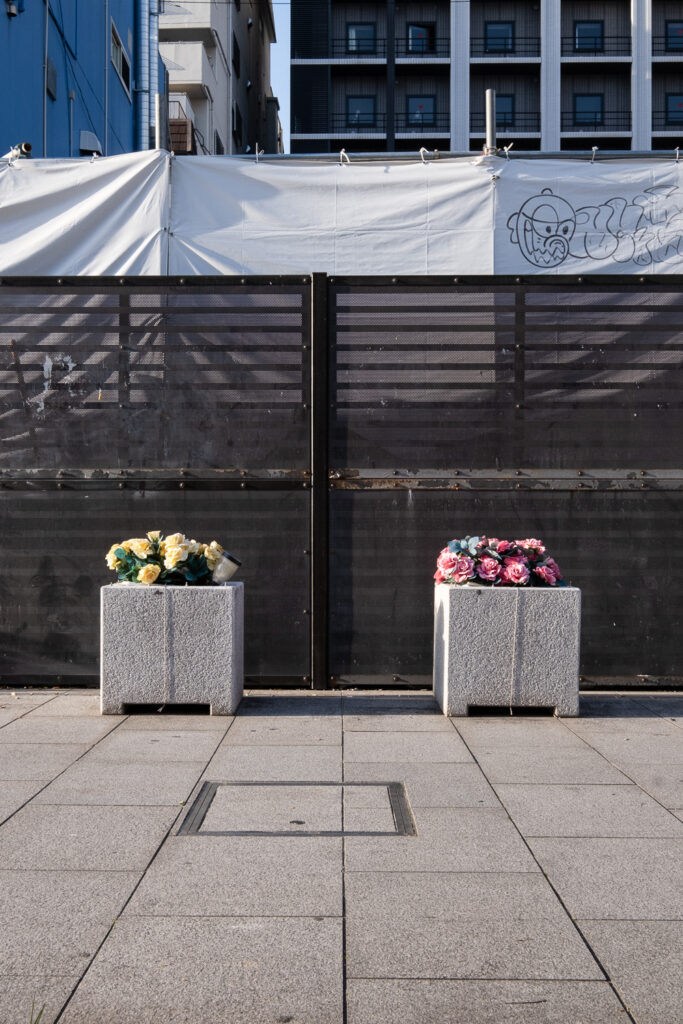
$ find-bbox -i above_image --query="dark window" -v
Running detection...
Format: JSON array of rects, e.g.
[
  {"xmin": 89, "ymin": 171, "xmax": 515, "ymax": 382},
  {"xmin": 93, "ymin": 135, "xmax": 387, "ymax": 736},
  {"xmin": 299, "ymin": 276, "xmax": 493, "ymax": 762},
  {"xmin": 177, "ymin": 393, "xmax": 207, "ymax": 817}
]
[
  {"xmin": 485, "ymin": 22, "xmax": 514, "ymax": 54},
  {"xmin": 497, "ymin": 94, "xmax": 515, "ymax": 129},
  {"xmin": 666, "ymin": 21, "xmax": 683, "ymax": 52},
  {"xmin": 407, "ymin": 23, "xmax": 435, "ymax": 54},
  {"xmin": 232, "ymin": 103, "xmax": 243, "ymax": 145},
  {"xmin": 111, "ymin": 22, "xmax": 131, "ymax": 97},
  {"xmin": 346, "ymin": 96, "xmax": 376, "ymax": 127},
  {"xmin": 347, "ymin": 23, "xmax": 376, "ymax": 54},
  {"xmin": 232, "ymin": 33, "xmax": 240, "ymax": 77},
  {"xmin": 574, "ymin": 94, "xmax": 604, "ymax": 126},
  {"xmin": 407, "ymin": 95, "xmax": 435, "ymax": 126},
  {"xmin": 666, "ymin": 93, "xmax": 683, "ymax": 124},
  {"xmin": 574, "ymin": 21, "xmax": 604, "ymax": 52}
]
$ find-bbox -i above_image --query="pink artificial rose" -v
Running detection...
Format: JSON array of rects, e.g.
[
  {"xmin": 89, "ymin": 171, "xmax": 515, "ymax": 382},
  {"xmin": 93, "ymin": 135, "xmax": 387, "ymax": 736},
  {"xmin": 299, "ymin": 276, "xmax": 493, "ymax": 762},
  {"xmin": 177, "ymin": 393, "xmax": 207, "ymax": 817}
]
[
  {"xmin": 501, "ymin": 560, "xmax": 530, "ymax": 585},
  {"xmin": 534, "ymin": 565, "xmax": 557, "ymax": 586},
  {"xmin": 476, "ymin": 556, "xmax": 501, "ymax": 582},
  {"xmin": 452, "ymin": 555, "xmax": 476, "ymax": 584},
  {"xmin": 504, "ymin": 554, "xmax": 528, "ymax": 566},
  {"xmin": 497, "ymin": 540, "xmax": 514, "ymax": 554},
  {"xmin": 517, "ymin": 538, "xmax": 546, "ymax": 554},
  {"xmin": 544, "ymin": 557, "xmax": 563, "ymax": 580},
  {"xmin": 434, "ymin": 568, "xmax": 446, "ymax": 584},
  {"xmin": 436, "ymin": 549, "xmax": 459, "ymax": 575}
]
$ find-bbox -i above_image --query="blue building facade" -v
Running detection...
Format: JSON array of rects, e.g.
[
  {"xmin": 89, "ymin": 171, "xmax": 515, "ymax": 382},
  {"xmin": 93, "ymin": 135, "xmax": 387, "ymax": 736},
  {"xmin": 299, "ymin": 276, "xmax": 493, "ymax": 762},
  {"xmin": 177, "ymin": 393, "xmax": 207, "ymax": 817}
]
[{"xmin": 0, "ymin": 0, "xmax": 165, "ymax": 157}]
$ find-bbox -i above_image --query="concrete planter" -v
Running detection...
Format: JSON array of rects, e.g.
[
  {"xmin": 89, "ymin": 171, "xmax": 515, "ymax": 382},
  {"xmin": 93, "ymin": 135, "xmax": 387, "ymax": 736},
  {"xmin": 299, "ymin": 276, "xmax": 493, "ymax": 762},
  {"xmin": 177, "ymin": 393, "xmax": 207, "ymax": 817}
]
[
  {"xmin": 101, "ymin": 583, "xmax": 244, "ymax": 715},
  {"xmin": 433, "ymin": 583, "xmax": 580, "ymax": 717}
]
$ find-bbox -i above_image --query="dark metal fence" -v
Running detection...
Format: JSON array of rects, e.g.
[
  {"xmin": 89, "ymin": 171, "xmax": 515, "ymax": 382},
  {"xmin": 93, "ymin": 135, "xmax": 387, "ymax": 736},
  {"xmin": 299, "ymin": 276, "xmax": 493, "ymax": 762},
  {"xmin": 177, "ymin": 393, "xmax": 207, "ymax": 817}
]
[{"xmin": 1, "ymin": 276, "xmax": 682, "ymax": 687}]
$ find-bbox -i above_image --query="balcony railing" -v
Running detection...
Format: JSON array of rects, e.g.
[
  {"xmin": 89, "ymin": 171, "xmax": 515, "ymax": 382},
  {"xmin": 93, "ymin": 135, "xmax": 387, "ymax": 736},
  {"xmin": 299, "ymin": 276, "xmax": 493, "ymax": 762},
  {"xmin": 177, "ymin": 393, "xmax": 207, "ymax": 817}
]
[
  {"xmin": 470, "ymin": 37, "xmax": 540, "ymax": 58},
  {"xmin": 395, "ymin": 113, "xmax": 450, "ymax": 132},
  {"xmin": 561, "ymin": 112, "xmax": 632, "ymax": 131},
  {"xmin": 653, "ymin": 111, "xmax": 683, "ymax": 131},
  {"xmin": 329, "ymin": 38, "xmax": 387, "ymax": 58},
  {"xmin": 470, "ymin": 112, "xmax": 541, "ymax": 133},
  {"xmin": 561, "ymin": 36, "xmax": 631, "ymax": 56},
  {"xmin": 292, "ymin": 114, "xmax": 388, "ymax": 134},
  {"xmin": 294, "ymin": 38, "xmax": 450, "ymax": 59},
  {"xmin": 652, "ymin": 35, "xmax": 683, "ymax": 56},
  {"xmin": 396, "ymin": 38, "xmax": 450, "ymax": 58}
]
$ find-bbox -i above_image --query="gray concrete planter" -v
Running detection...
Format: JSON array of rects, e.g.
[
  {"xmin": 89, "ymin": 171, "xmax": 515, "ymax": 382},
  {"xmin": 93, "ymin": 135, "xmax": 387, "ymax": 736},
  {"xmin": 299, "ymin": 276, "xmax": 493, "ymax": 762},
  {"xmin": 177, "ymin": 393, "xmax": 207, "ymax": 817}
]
[
  {"xmin": 100, "ymin": 583, "xmax": 244, "ymax": 715},
  {"xmin": 433, "ymin": 583, "xmax": 580, "ymax": 717}
]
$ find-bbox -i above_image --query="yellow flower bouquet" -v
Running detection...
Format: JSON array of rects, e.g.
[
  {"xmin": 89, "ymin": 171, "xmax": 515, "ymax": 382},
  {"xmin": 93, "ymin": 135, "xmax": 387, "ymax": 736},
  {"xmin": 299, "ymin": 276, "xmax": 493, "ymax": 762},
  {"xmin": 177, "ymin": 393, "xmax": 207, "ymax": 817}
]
[{"xmin": 105, "ymin": 531, "xmax": 241, "ymax": 586}]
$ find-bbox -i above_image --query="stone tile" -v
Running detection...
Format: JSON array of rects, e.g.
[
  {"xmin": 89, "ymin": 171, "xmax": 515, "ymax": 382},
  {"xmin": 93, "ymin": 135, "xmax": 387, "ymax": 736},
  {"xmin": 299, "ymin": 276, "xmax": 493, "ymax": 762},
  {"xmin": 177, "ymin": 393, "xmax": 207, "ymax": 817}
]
[
  {"xmin": 342, "ymin": 694, "xmax": 440, "ymax": 715},
  {"xmin": 343, "ymin": 762, "xmax": 500, "ymax": 808},
  {"xmin": 119, "ymin": 713, "xmax": 230, "ymax": 732},
  {"xmin": 344, "ymin": 761, "xmax": 499, "ymax": 806},
  {"xmin": 125, "ymin": 835, "xmax": 342, "ymax": 917},
  {"xmin": 343, "ymin": 714, "xmax": 453, "ymax": 733},
  {"xmin": 466, "ymin": 747, "xmax": 630, "ymax": 785},
  {"xmin": 578, "ymin": 693, "xmax": 662, "ymax": 718},
  {"xmin": 0, "ymin": 708, "xmax": 36, "ymax": 728},
  {"xmin": 343, "ymin": 784, "xmax": 393, "ymax": 810},
  {"xmin": 0, "ymin": 780, "xmax": 47, "ymax": 817},
  {"xmin": 0, "ymin": 805, "xmax": 177, "ymax": 871},
  {"xmin": 456, "ymin": 718, "xmax": 590, "ymax": 751},
  {"xmin": 86, "ymin": 729, "xmax": 223, "ymax": 764},
  {"xmin": 673, "ymin": 809, "xmax": 683, "ymax": 822},
  {"xmin": 0, "ymin": 692, "xmax": 58, "ymax": 709},
  {"xmin": 27, "ymin": 695, "xmax": 104, "ymax": 717},
  {"xmin": 346, "ymin": 980, "xmax": 627, "ymax": 1024},
  {"xmin": 0, "ymin": 869, "xmax": 139, "ymax": 974},
  {"xmin": 206, "ymin": 743, "xmax": 342, "ymax": 782},
  {"xmin": 0, "ymin": 744, "xmax": 89, "ymax": 781},
  {"xmin": 623, "ymin": 695, "xmax": 683, "ymax": 722},
  {"xmin": 225, "ymin": 714, "xmax": 341, "ymax": 746},
  {"xmin": 60, "ymin": 916, "xmax": 343, "ymax": 1024},
  {"xmin": 343, "ymin": 731, "xmax": 473, "ymax": 764},
  {"xmin": 0, "ymin": 975, "xmax": 78, "ymax": 1024},
  {"xmin": 564, "ymin": 719, "xmax": 683, "ymax": 765},
  {"xmin": 618, "ymin": 763, "xmax": 683, "ymax": 808},
  {"xmin": 33, "ymin": 761, "xmax": 206, "ymax": 807},
  {"xmin": 529, "ymin": 838, "xmax": 683, "ymax": 919},
  {"xmin": 345, "ymin": 807, "xmax": 397, "ymax": 833},
  {"xmin": 495, "ymin": 784, "xmax": 683, "ymax": 838},
  {"xmin": 578, "ymin": 920, "xmax": 683, "ymax": 1024},
  {"xmin": 345, "ymin": 808, "xmax": 537, "ymax": 873},
  {"xmin": 345, "ymin": 872, "xmax": 601, "ymax": 981},
  {"xmin": 201, "ymin": 783, "xmax": 342, "ymax": 833},
  {"xmin": 0, "ymin": 717, "xmax": 119, "ymax": 745}
]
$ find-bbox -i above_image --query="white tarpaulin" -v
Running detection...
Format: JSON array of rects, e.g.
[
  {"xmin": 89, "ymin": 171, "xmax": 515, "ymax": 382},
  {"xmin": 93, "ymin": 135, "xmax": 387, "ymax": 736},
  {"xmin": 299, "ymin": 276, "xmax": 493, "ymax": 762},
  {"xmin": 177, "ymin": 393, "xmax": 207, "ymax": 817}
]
[{"xmin": 2, "ymin": 151, "xmax": 683, "ymax": 275}]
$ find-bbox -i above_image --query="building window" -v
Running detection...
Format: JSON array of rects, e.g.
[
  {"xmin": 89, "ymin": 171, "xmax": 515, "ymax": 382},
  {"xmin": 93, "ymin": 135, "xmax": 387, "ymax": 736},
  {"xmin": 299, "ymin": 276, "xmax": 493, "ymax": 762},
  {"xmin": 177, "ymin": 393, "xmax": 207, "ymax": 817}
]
[
  {"xmin": 347, "ymin": 23, "xmax": 376, "ymax": 54},
  {"xmin": 574, "ymin": 21, "xmax": 604, "ymax": 53},
  {"xmin": 574, "ymin": 94, "xmax": 604, "ymax": 126},
  {"xmin": 484, "ymin": 22, "xmax": 514, "ymax": 54},
  {"xmin": 666, "ymin": 94, "xmax": 683, "ymax": 125},
  {"xmin": 346, "ymin": 96, "xmax": 376, "ymax": 128},
  {"xmin": 232, "ymin": 33, "xmax": 240, "ymax": 77},
  {"xmin": 111, "ymin": 21, "xmax": 131, "ymax": 97},
  {"xmin": 407, "ymin": 23, "xmax": 435, "ymax": 54},
  {"xmin": 232, "ymin": 104, "xmax": 243, "ymax": 146},
  {"xmin": 497, "ymin": 94, "xmax": 515, "ymax": 129},
  {"xmin": 665, "ymin": 21, "xmax": 683, "ymax": 52},
  {"xmin": 407, "ymin": 95, "xmax": 435, "ymax": 126}
]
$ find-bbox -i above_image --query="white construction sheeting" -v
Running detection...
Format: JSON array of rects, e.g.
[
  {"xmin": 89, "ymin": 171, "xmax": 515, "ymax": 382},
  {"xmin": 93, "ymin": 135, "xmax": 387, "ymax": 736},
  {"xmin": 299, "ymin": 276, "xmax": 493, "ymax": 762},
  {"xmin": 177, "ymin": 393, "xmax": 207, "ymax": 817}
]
[{"xmin": 1, "ymin": 150, "xmax": 683, "ymax": 275}]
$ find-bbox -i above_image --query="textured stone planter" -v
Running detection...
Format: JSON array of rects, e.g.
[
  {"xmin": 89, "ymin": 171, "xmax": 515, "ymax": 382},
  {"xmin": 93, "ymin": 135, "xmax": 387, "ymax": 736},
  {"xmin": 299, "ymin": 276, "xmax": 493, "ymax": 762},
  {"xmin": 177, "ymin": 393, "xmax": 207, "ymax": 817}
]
[
  {"xmin": 101, "ymin": 583, "xmax": 244, "ymax": 715},
  {"xmin": 433, "ymin": 584, "xmax": 580, "ymax": 717}
]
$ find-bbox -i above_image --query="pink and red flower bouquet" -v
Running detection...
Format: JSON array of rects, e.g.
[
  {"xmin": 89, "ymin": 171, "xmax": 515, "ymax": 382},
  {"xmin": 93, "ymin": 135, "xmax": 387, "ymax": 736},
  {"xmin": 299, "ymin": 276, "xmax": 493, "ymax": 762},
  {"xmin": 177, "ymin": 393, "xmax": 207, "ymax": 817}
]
[{"xmin": 434, "ymin": 536, "xmax": 565, "ymax": 588}]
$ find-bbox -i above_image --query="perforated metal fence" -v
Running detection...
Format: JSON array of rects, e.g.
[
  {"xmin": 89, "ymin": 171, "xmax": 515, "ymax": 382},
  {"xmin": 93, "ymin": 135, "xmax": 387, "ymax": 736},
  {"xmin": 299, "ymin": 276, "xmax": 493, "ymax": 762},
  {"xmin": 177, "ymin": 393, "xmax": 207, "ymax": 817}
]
[{"xmin": 1, "ymin": 276, "xmax": 682, "ymax": 686}]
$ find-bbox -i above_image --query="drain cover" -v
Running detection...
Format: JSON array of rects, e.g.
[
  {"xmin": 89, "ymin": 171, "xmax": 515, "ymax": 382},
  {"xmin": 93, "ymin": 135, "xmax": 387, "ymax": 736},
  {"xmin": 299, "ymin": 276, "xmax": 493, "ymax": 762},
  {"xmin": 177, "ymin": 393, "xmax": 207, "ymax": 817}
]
[{"xmin": 178, "ymin": 781, "xmax": 417, "ymax": 837}]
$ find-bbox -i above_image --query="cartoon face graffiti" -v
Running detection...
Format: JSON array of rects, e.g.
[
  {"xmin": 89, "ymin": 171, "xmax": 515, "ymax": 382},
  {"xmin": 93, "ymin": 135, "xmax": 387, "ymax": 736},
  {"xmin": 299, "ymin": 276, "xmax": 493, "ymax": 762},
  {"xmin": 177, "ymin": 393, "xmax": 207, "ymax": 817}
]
[{"xmin": 507, "ymin": 189, "xmax": 576, "ymax": 267}]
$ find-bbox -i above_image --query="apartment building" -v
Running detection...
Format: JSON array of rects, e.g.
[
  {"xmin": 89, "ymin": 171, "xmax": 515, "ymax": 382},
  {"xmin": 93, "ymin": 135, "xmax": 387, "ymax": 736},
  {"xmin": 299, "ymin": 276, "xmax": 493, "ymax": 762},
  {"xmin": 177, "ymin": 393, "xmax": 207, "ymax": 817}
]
[
  {"xmin": 290, "ymin": 0, "xmax": 683, "ymax": 153},
  {"xmin": 160, "ymin": 0, "xmax": 281, "ymax": 155}
]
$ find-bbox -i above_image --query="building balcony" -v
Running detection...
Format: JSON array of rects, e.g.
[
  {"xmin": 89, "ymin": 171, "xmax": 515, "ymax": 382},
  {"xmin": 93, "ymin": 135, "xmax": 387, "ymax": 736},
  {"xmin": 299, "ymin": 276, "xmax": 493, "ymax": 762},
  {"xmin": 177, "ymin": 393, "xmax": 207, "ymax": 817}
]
[
  {"xmin": 292, "ymin": 38, "xmax": 450, "ymax": 61},
  {"xmin": 470, "ymin": 112, "xmax": 541, "ymax": 134},
  {"xmin": 292, "ymin": 114, "xmax": 387, "ymax": 136},
  {"xmin": 561, "ymin": 36, "xmax": 631, "ymax": 57},
  {"xmin": 395, "ymin": 113, "xmax": 450, "ymax": 134},
  {"xmin": 560, "ymin": 112, "xmax": 632, "ymax": 132},
  {"xmin": 470, "ymin": 37, "xmax": 540, "ymax": 59},
  {"xmin": 652, "ymin": 111, "xmax": 683, "ymax": 132},
  {"xmin": 653, "ymin": 36, "xmax": 683, "ymax": 57},
  {"xmin": 160, "ymin": 0, "xmax": 226, "ymax": 46},
  {"xmin": 396, "ymin": 38, "xmax": 450, "ymax": 59}
]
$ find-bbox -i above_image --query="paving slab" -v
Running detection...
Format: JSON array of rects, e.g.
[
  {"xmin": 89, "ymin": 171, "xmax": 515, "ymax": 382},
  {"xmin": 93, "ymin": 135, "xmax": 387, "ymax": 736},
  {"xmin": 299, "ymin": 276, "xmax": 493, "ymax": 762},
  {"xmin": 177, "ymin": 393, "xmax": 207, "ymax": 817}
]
[
  {"xmin": 0, "ymin": 974, "xmax": 79, "ymax": 1024},
  {"xmin": 578, "ymin": 920, "xmax": 683, "ymax": 1024},
  {"xmin": 0, "ymin": 780, "xmax": 48, "ymax": 817},
  {"xmin": 343, "ymin": 784, "xmax": 394, "ymax": 810},
  {"xmin": 346, "ymin": 979, "xmax": 627, "ymax": 1024},
  {"xmin": 0, "ymin": 708, "xmax": 37, "ymax": 728},
  {"xmin": 343, "ymin": 730, "xmax": 473, "ymax": 763},
  {"xmin": 345, "ymin": 807, "xmax": 538, "ymax": 873},
  {"xmin": 85, "ymin": 729, "xmax": 223, "ymax": 764},
  {"xmin": 345, "ymin": 872, "xmax": 602, "ymax": 981},
  {"xmin": 125, "ymin": 835, "xmax": 343, "ymax": 917},
  {"xmin": 119, "ymin": 713, "xmax": 230, "ymax": 732},
  {"xmin": 345, "ymin": 806, "xmax": 397, "ymax": 832},
  {"xmin": 59, "ymin": 916, "xmax": 343, "ymax": 1024},
  {"xmin": 456, "ymin": 718, "xmax": 589, "ymax": 750},
  {"xmin": 201, "ymin": 783, "xmax": 342, "ymax": 833},
  {"xmin": 225, "ymin": 714, "xmax": 341, "ymax": 746},
  {"xmin": 0, "ymin": 743, "xmax": 89, "ymax": 781},
  {"xmin": 343, "ymin": 713, "xmax": 453, "ymax": 732},
  {"xmin": 463, "ymin": 746, "xmax": 632, "ymax": 785},
  {"xmin": 32, "ymin": 760, "xmax": 206, "ymax": 807},
  {"xmin": 610, "ymin": 762, "xmax": 683, "ymax": 808},
  {"xmin": 632, "ymin": 695, "xmax": 683, "ymax": 723},
  {"xmin": 529, "ymin": 838, "xmax": 683, "ymax": 919},
  {"xmin": 343, "ymin": 761, "xmax": 500, "ymax": 808},
  {"xmin": 578, "ymin": 693, "xmax": 667, "ymax": 718},
  {"xmin": 495, "ymin": 783, "xmax": 683, "ymax": 838},
  {"xmin": 206, "ymin": 742, "xmax": 342, "ymax": 781},
  {"xmin": 342, "ymin": 694, "xmax": 440, "ymax": 715},
  {"xmin": 0, "ymin": 804, "xmax": 177, "ymax": 871},
  {"xmin": 0, "ymin": 717, "xmax": 119, "ymax": 745},
  {"xmin": 0, "ymin": 869, "xmax": 139, "ymax": 974},
  {"xmin": 564, "ymin": 719, "xmax": 683, "ymax": 765},
  {"xmin": 26, "ymin": 694, "xmax": 103, "ymax": 717}
]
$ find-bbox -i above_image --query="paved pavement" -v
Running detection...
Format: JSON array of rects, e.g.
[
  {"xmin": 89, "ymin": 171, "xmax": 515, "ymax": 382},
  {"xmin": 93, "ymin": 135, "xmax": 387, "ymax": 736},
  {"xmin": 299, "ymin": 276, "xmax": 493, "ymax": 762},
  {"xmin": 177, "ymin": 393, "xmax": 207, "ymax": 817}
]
[{"xmin": 0, "ymin": 687, "xmax": 681, "ymax": 1024}]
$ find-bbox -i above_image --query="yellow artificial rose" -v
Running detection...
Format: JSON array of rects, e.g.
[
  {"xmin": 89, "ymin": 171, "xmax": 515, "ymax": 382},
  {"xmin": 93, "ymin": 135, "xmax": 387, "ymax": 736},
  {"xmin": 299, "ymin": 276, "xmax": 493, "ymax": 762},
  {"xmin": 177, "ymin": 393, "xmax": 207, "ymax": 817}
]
[
  {"xmin": 204, "ymin": 540, "xmax": 224, "ymax": 570},
  {"xmin": 147, "ymin": 530, "xmax": 161, "ymax": 542},
  {"xmin": 105, "ymin": 544, "xmax": 122, "ymax": 570},
  {"xmin": 187, "ymin": 539, "xmax": 203, "ymax": 556},
  {"xmin": 163, "ymin": 544, "xmax": 190, "ymax": 569},
  {"xmin": 137, "ymin": 564, "xmax": 161, "ymax": 585},
  {"xmin": 164, "ymin": 532, "xmax": 187, "ymax": 548},
  {"xmin": 128, "ymin": 537, "xmax": 152, "ymax": 559}
]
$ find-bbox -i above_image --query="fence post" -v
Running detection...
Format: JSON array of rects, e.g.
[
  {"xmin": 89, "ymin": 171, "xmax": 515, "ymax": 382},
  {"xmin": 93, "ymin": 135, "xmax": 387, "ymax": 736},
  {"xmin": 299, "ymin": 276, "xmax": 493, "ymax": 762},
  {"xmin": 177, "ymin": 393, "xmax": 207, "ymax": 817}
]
[{"xmin": 311, "ymin": 273, "xmax": 329, "ymax": 688}]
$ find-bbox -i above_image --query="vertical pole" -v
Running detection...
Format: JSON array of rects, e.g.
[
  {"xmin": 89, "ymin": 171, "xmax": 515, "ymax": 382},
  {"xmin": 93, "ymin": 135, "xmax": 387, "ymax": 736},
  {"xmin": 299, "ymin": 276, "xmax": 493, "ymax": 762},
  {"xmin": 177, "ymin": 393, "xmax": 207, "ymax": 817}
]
[
  {"xmin": 155, "ymin": 94, "xmax": 162, "ymax": 149},
  {"xmin": 541, "ymin": 0, "xmax": 561, "ymax": 150},
  {"xmin": 43, "ymin": 0, "xmax": 49, "ymax": 156},
  {"xmin": 485, "ymin": 88, "xmax": 497, "ymax": 154},
  {"xmin": 513, "ymin": 285, "xmax": 526, "ymax": 468},
  {"xmin": 311, "ymin": 273, "xmax": 329, "ymax": 689},
  {"xmin": 104, "ymin": 0, "xmax": 109, "ymax": 155},
  {"xmin": 386, "ymin": 0, "xmax": 395, "ymax": 151},
  {"xmin": 68, "ymin": 90, "xmax": 75, "ymax": 157}
]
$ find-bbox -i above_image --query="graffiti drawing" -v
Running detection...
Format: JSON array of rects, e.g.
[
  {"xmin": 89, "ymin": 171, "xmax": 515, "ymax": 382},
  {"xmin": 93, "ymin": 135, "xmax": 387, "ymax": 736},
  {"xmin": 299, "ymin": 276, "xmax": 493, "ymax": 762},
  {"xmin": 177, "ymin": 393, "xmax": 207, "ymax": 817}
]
[{"xmin": 507, "ymin": 185, "xmax": 683, "ymax": 268}]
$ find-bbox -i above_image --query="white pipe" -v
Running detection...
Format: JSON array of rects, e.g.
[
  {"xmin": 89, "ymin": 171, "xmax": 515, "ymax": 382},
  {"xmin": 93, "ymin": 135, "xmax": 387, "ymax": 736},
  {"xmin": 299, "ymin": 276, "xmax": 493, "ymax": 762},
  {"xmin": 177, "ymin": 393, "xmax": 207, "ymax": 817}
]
[
  {"xmin": 42, "ymin": 0, "xmax": 49, "ymax": 156},
  {"xmin": 155, "ymin": 93, "xmax": 161, "ymax": 149},
  {"xmin": 485, "ymin": 89, "xmax": 497, "ymax": 155},
  {"xmin": 149, "ymin": 0, "xmax": 159, "ymax": 136},
  {"xmin": 137, "ymin": 0, "xmax": 150, "ymax": 149}
]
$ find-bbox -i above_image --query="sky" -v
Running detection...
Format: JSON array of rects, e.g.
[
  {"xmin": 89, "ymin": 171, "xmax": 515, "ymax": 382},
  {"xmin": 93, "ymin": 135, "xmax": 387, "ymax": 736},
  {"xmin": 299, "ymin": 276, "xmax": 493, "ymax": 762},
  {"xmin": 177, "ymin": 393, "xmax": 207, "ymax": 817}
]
[{"xmin": 271, "ymin": 4, "xmax": 291, "ymax": 151}]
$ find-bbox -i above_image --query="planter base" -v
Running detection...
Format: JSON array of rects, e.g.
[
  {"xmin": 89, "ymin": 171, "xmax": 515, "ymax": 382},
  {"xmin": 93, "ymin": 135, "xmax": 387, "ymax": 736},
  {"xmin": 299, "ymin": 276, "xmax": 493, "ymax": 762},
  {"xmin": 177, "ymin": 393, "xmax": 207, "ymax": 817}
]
[
  {"xmin": 101, "ymin": 583, "xmax": 244, "ymax": 716},
  {"xmin": 433, "ymin": 584, "xmax": 580, "ymax": 717}
]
